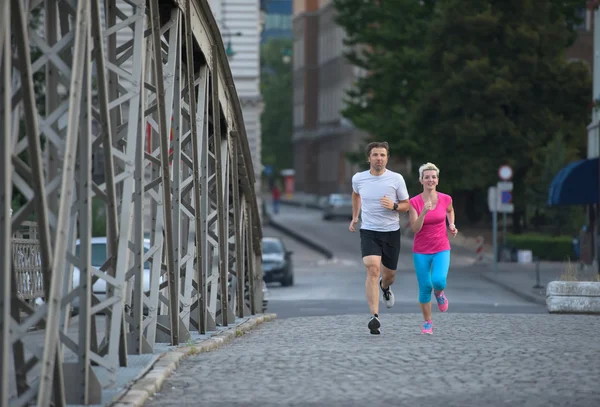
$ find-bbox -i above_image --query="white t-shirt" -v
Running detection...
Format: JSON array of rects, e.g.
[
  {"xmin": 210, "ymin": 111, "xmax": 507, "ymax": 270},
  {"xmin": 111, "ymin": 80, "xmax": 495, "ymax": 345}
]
[{"xmin": 352, "ymin": 169, "xmax": 409, "ymax": 232}]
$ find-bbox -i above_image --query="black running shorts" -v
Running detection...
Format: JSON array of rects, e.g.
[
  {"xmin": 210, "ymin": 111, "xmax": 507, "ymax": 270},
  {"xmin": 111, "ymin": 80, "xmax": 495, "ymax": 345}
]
[{"xmin": 359, "ymin": 228, "xmax": 401, "ymax": 270}]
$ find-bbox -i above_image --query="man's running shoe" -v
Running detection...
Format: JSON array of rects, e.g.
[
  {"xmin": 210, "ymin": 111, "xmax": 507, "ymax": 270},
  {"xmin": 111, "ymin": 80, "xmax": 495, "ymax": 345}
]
[
  {"xmin": 379, "ymin": 278, "xmax": 395, "ymax": 308},
  {"xmin": 435, "ymin": 291, "xmax": 448, "ymax": 312},
  {"xmin": 368, "ymin": 315, "xmax": 381, "ymax": 335},
  {"xmin": 421, "ymin": 320, "xmax": 433, "ymax": 335}
]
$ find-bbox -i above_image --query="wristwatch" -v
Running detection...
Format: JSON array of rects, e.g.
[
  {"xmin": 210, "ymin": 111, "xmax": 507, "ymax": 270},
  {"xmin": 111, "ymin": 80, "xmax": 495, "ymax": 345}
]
[{"xmin": 392, "ymin": 203, "xmax": 398, "ymax": 211}]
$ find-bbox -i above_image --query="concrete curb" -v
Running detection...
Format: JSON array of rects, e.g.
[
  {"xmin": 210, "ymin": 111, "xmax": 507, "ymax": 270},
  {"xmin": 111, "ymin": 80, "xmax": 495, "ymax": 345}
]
[
  {"xmin": 268, "ymin": 217, "xmax": 334, "ymax": 260},
  {"xmin": 110, "ymin": 313, "xmax": 277, "ymax": 407},
  {"xmin": 480, "ymin": 272, "xmax": 546, "ymax": 306},
  {"xmin": 546, "ymin": 281, "xmax": 600, "ymax": 314}
]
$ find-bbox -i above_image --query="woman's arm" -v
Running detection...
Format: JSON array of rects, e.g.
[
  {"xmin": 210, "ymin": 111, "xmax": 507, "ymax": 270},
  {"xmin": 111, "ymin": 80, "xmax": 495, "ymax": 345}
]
[
  {"xmin": 446, "ymin": 202, "xmax": 455, "ymax": 227},
  {"xmin": 409, "ymin": 205, "xmax": 428, "ymax": 234},
  {"xmin": 447, "ymin": 200, "xmax": 458, "ymax": 237}
]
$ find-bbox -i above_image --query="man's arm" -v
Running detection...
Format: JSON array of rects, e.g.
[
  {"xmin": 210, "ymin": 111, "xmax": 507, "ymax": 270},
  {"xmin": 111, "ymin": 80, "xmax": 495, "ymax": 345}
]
[
  {"xmin": 352, "ymin": 191, "xmax": 361, "ymax": 220},
  {"xmin": 396, "ymin": 175, "xmax": 410, "ymax": 212},
  {"xmin": 396, "ymin": 199, "xmax": 410, "ymax": 213}
]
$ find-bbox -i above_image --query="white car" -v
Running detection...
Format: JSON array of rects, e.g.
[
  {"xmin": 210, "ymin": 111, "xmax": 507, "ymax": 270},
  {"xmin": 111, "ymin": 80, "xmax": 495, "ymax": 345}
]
[{"xmin": 70, "ymin": 237, "xmax": 152, "ymax": 312}]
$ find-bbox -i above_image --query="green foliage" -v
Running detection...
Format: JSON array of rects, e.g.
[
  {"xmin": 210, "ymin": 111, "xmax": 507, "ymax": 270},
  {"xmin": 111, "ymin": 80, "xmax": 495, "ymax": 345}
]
[
  {"xmin": 91, "ymin": 198, "xmax": 107, "ymax": 237},
  {"xmin": 506, "ymin": 233, "xmax": 575, "ymax": 261},
  {"xmin": 260, "ymin": 38, "xmax": 293, "ymax": 175},
  {"xmin": 411, "ymin": 0, "xmax": 591, "ymax": 231},
  {"xmin": 333, "ymin": 0, "xmax": 437, "ymax": 158},
  {"xmin": 526, "ymin": 132, "xmax": 586, "ymax": 235},
  {"xmin": 334, "ymin": 0, "xmax": 591, "ymax": 232}
]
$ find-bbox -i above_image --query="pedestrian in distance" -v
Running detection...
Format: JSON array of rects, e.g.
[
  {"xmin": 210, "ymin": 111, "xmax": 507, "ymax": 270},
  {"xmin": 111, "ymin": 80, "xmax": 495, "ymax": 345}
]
[
  {"xmin": 272, "ymin": 184, "xmax": 281, "ymax": 215},
  {"xmin": 408, "ymin": 162, "xmax": 458, "ymax": 335},
  {"xmin": 349, "ymin": 142, "xmax": 410, "ymax": 335}
]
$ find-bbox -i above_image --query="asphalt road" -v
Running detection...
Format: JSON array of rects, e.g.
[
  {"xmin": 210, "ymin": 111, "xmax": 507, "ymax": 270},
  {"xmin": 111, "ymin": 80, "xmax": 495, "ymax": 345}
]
[{"xmin": 263, "ymin": 205, "xmax": 546, "ymax": 319}]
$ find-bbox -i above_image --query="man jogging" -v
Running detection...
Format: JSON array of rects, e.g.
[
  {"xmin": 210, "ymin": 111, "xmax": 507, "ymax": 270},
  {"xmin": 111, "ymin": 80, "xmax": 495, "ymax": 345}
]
[{"xmin": 349, "ymin": 142, "xmax": 410, "ymax": 334}]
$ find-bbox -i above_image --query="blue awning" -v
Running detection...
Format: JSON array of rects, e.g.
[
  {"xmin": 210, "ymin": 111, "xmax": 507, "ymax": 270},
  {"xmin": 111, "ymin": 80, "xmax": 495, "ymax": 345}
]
[{"xmin": 548, "ymin": 158, "xmax": 599, "ymax": 206}]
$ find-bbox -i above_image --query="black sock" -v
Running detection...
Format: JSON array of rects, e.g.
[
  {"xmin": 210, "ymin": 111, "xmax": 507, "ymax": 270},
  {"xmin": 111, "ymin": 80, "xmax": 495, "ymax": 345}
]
[{"xmin": 373, "ymin": 313, "xmax": 379, "ymax": 318}]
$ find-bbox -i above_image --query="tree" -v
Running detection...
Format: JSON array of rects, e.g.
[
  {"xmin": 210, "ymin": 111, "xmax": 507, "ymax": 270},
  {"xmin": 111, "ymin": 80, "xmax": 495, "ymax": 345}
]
[
  {"xmin": 527, "ymin": 132, "xmax": 587, "ymax": 235},
  {"xmin": 333, "ymin": 0, "xmax": 437, "ymax": 159},
  {"xmin": 260, "ymin": 38, "xmax": 293, "ymax": 177},
  {"xmin": 411, "ymin": 0, "xmax": 591, "ymax": 230}
]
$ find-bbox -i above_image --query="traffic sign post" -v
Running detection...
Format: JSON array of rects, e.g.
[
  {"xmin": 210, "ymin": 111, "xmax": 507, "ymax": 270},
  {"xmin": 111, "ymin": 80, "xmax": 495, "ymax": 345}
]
[
  {"xmin": 488, "ymin": 186, "xmax": 499, "ymax": 273},
  {"xmin": 488, "ymin": 165, "xmax": 514, "ymax": 273},
  {"xmin": 497, "ymin": 181, "xmax": 514, "ymax": 248}
]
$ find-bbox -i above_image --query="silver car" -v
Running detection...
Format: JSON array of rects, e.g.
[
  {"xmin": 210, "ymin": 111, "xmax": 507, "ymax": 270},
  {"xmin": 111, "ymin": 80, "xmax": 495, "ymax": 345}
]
[{"xmin": 322, "ymin": 193, "xmax": 353, "ymax": 221}]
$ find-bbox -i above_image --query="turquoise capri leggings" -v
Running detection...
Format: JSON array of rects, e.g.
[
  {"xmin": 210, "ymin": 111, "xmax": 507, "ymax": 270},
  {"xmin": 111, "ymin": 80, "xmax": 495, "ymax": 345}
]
[{"xmin": 412, "ymin": 250, "xmax": 451, "ymax": 304}]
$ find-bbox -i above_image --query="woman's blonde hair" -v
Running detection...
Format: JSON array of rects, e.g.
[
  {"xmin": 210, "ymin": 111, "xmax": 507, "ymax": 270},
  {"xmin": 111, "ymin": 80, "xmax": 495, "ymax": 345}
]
[{"xmin": 418, "ymin": 162, "xmax": 440, "ymax": 180}]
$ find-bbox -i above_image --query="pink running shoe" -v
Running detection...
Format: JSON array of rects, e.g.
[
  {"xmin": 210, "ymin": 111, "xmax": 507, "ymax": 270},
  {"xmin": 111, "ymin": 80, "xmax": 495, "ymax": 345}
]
[
  {"xmin": 421, "ymin": 320, "xmax": 433, "ymax": 334},
  {"xmin": 435, "ymin": 291, "xmax": 448, "ymax": 312}
]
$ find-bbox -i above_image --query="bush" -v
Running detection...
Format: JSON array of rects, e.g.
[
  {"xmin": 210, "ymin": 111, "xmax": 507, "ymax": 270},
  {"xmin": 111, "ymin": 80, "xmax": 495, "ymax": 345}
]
[{"xmin": 506, "ymin": 233, "xmax": 575, "ymax": 262}]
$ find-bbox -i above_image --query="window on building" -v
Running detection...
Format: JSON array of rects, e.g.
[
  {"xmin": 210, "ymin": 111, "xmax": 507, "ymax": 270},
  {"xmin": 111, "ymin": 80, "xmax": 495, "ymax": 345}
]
[
  {"xmin": 573, "ymin": 7, "xmax": 590, "ymax": 31},
  {"xmin": 265, "ymin": 14, "xmax": 292, "ymax": 31}
]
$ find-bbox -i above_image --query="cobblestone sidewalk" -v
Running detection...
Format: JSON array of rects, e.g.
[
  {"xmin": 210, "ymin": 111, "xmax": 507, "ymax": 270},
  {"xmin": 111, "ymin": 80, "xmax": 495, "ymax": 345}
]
[{"xmin": 145, "ymin": 313, "xmax": 600, "ymax": 407}]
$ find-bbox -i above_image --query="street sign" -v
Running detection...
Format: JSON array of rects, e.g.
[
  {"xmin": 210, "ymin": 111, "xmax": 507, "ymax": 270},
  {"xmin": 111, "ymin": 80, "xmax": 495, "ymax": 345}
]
[
  {"xmin": 497, "ymin": 181, "xmax": 513, "ymax": 192},
  {"xmin": 488, "ymin": 182, "xmax": 514, "ymax": 213},
  {"xmin": 498, "ymin": 165, "xmax": 513, "ymax": 181}
]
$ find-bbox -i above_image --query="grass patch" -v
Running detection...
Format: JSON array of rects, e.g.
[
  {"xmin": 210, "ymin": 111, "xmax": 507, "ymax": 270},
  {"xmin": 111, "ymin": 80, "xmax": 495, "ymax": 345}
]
[{"xmin": 559, "ymin": 259, "xmax": 600, "ymax": 282}]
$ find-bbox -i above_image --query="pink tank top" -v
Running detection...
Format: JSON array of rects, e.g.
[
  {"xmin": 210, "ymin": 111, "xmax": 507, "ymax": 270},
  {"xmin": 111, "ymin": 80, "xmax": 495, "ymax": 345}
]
[{"xmin": 410, "ymin": 193, "xmax": 452, "ymax": 254}]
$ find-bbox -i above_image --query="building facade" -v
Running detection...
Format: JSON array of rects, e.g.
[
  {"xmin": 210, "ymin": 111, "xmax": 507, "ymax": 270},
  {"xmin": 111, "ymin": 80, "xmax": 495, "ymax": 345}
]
[
  {"xmin": 260, "ymin": 0, "xmax": 293, "ymax": 43},
  {"xmin": 292, "ymin": 0, "xmax": 367, "ymax": 196},
  {"xmin": 209, "ymin": 0, "xmax": 264, "ymax": 202}
]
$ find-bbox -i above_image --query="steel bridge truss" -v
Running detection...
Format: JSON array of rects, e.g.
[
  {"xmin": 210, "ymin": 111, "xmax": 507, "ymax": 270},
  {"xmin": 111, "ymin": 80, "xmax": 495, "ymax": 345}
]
[{"xmin": 0, "ymin": 0, "xmax": 263, "ymax": 405}]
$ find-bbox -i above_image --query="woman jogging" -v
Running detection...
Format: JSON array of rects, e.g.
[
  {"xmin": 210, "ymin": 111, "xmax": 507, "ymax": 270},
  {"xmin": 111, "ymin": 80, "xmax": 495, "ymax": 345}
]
[{"xmin": 408, "ymin": 162, "xmax": 458, "ymax": 335}]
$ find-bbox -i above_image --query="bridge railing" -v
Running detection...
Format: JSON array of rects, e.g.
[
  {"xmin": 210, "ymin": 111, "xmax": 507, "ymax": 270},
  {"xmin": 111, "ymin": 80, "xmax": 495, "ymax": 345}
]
[{"xmin": 1, "ymin": 0, "xmax": 263, "ymax": 405}]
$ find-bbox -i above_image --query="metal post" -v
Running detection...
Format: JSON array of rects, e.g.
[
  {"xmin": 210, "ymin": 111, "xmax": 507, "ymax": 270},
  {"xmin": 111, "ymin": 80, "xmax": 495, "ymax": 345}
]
[
  {"xmin": 199, "ymin": 70, "xmax": 211, "ymax": 333},
  {"xmin": 184, "ymin": 0, "xmax": 206, "ymax": 333},
  {"xmin": 247, "ymin": 200, "xmax": 256, "ymax": 314},
  {"xmin": 493, "ymin": 191, "xmax": 498, "ymax": 274},
  {"xmin": 593, "ymin": 8, "xmax": 600, "ymax": 274},
  {"xmin": 533, "ymin": 256, "xmax": 543, "ymax": 289},
  {"xmin": 71, "ymin": 30, "xmax": 93, "ymax": 403},
  {"xmin": 231, "ymin": 133, "xmax": 245, "ymax": 318},
  {"xmin": 502, "ymin": 211, "xmax": 507, "ymax": 247},
  {"xmin": 212, "ymin": 44, "xmax": 229, "ymax": 326},
  {"xmin": 0, "ymin": 4, "xmax": 12, "ymax": 403},
  {"xmin": 149, "ymin": 0, "xmax": 179, "ymax": 346}
]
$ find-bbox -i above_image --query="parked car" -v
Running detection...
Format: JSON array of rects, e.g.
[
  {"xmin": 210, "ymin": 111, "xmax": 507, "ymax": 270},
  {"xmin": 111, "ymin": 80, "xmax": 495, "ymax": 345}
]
[
  {"xmin": 262, "ymin": 237, "xmax": 294, "ymax": 286},
  {"xmin": 323, "ymin": 193, "xmax": 353, "ymax": 220},
  {"xmin": 71, "ymin": 237, "xmax": 152, "ymax": 313},
  {"xmin": 228, "ymin": 271, "xmax": 269, "ymax": 313}
]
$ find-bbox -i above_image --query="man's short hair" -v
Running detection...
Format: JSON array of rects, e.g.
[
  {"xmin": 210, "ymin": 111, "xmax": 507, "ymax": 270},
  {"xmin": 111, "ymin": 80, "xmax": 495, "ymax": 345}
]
[{"xmin": 366, "ymin": 142, "xmax": 389, "ymax": 157}]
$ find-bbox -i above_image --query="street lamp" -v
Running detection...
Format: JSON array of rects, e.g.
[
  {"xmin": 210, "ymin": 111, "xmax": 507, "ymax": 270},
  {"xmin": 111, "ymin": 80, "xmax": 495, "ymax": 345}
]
[
  {"xmin": 281, "ymin": 48, "xmax": 292, "ymax": 64},
  {"xmin": 222, "ymin": 31, "xmax": 243, "ymax": 58}
]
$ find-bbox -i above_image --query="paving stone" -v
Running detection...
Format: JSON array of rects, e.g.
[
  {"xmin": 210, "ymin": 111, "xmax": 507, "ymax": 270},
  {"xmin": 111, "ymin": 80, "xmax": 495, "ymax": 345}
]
[{"xmin": 144, "ymin": 313, "xmax": 600, "ymax": 407}]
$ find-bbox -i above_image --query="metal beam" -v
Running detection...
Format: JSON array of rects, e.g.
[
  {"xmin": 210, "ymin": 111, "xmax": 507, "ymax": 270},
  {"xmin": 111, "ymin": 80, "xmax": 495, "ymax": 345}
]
[{"xmin": 0, "ymin": 3, "xmax": 13, "ymax": 405}]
